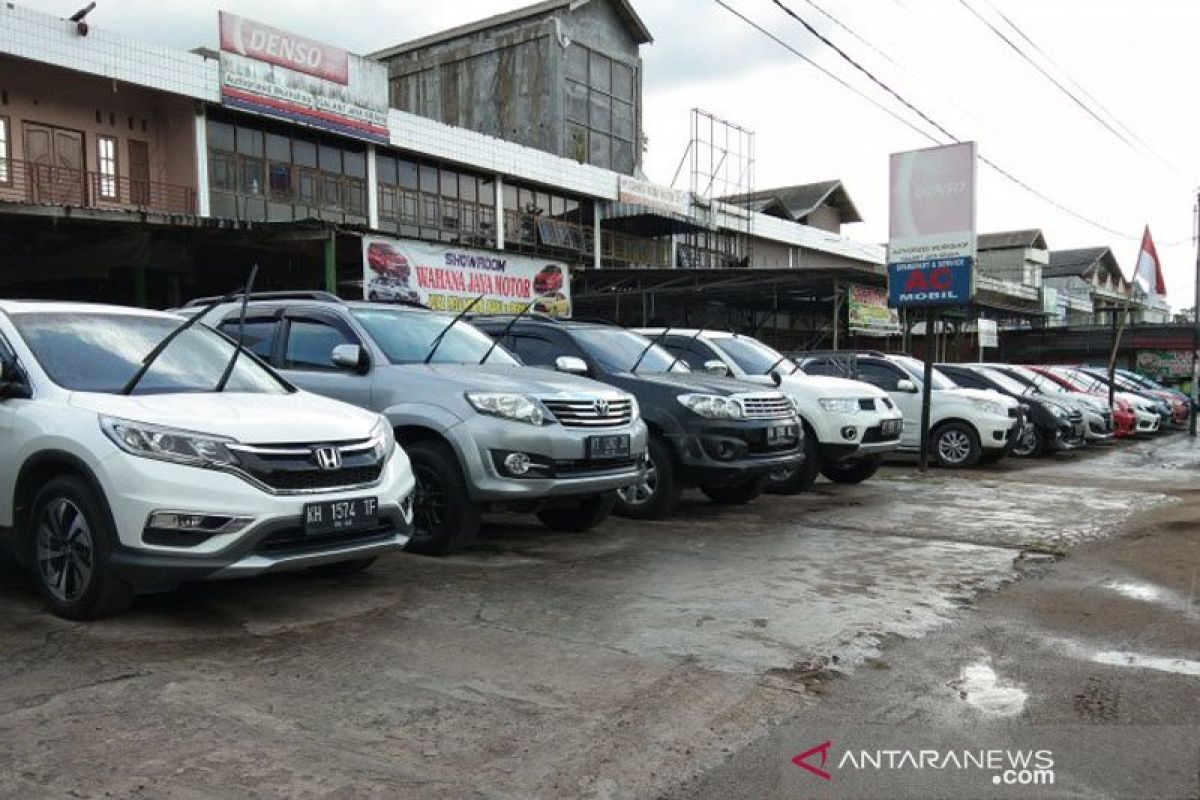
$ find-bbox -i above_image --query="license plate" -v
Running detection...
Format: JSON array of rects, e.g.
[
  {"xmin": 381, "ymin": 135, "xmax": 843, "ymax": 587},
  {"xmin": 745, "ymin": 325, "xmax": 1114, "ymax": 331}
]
[
  {"xmin": 881, "ymin": 418, "xmax": 903, "ymax": 436},
  {"xmin": 304, "ymin": 497, "xmax": 379, "ymax": 535},
  {"xmin": 766, "ymin": 425, "xmax": 798, "ymax": 445},
  {"xmin": 588, "ymin": 434, "xmax": 631, "ymax": 459}
]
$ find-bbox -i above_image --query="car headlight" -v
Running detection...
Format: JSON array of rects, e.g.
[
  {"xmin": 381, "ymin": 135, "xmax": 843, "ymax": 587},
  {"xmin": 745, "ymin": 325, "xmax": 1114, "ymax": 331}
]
[
  {"xmin": 818, "ymin": 397, "xmax": 860, "ymax": 414},
  {"xmin": 628, "ymin": 395, "xmax": 641, "ymax": 422},
  {"xmin": 465, "ymin": 392, "xmax": 550, "ymax": 425},
  {"xmin": 370, "ymin": 417, "xmax": 396, "ymax": 460},
  {"xmin": 677, "ymin": 393, "xmax": 745, "ymax": 420},
  {"xmin": 100, "ymin": 417, "xmax": 239, "ymax": 468},
  {"xmin": 967, "ymin": 398, "xmax": 1006, "ymax": 417}
]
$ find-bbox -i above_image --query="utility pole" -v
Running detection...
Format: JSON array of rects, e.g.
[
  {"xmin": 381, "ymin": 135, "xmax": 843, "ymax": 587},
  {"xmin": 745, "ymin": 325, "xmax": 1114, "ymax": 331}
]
[{"xmin": 1191, "ymin": 191, "xmax": 1199, "ymax": 437}]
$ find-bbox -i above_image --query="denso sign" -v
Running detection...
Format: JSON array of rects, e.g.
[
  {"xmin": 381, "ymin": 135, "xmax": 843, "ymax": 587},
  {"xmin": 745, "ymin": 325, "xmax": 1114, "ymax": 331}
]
[{"xmin": 219, "ymin": 12, "xmax": 349, "ymax": 85}]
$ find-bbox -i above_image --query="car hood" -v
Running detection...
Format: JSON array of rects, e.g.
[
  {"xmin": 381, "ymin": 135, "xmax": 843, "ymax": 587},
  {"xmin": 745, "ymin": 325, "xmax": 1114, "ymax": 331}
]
[
  {"xmin": 616, "ymin": 370, "xmax": 778, "ymax": 396},
  {"xmin": 776, "ymin": 373, "xmax": 887, "ymax": 398},
  {"xmin": 70, "ymin": 390, "xmax": 381, "ymax": 444},
  {"xmin": 939, "ymin": 387, "xmax": 1019, "ymax": 408},
  {"xmin": 387, "ymin": 363, "xmax": 629, "ymax": 400}
]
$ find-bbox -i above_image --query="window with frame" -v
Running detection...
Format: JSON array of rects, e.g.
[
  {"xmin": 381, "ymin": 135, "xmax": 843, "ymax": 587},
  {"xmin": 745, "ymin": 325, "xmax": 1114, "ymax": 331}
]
[
  {"xmin": 0, "ymin": 117, "xmax": 9, "ymax": 185},
  {"xmin": 564, "ymin": 44, "xmax": 637, "ymax": 174},
  {"xmin": 98, "ymin": 136, "xmax": 118, "ymax": 199}
]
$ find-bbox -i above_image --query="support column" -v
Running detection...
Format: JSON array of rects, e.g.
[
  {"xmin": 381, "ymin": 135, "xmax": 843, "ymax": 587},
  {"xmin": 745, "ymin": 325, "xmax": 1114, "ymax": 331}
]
[
  {"xmin": 133, "ymin": 265, "xmax": 147, "ymax": 308},
  {"xmin": 495, "ymin": 175, "xmax": 505, "ymax": 250},
  {"xmin": 366, "ymin": 144, "xmax": 380, "ymax": 230},
  {"xmin": 831, "ymin": 278, "xmax": 840, "ymax": 350},
  {"xmin": 593, "ymin": 203, "xmax": 602, "ymax": 271},
  {"xmin": 193, "ymin": 106, "xmax": 210, "ymax": 217},
  {"xmin": 324, "ymin": 232, "xmax": 337, "ymax": 295}
]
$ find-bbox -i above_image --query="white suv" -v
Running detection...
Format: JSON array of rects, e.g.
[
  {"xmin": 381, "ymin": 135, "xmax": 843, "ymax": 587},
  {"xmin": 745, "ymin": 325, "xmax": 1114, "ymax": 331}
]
[
  {"xmin": 0, "ymin": 302, "xmax": 415, "ymax": 619},
  {"xmin": 798, "ymin": 352, "xmax": 1020, "ymax": 468},
  {"xmin": 639, "ymin": 329, "xmax": 903, "ymax": 492}
]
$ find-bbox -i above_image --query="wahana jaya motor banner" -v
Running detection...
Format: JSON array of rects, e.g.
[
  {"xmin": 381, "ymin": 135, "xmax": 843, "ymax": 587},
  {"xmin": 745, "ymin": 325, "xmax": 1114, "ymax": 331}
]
[{"xmin": 362, "ymin": 236, "xmax": 572, "ymax": 317}]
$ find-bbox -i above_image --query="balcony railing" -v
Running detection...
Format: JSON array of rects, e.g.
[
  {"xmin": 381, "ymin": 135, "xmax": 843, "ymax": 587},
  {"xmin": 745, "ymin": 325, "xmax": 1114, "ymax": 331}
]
[{"xmin": 0, "ymin": 158, "xmax": 197, "ymax": 214}]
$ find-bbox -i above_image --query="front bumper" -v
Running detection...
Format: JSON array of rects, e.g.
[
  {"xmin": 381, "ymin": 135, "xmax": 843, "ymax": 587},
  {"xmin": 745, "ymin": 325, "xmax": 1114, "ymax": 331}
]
[
  {"xmin": 667, "ymin": 417, "xmax": 804, "ymax": 486},
  {"xmin": 814, "ymin": 411, "xmax": 904, "ymax": 462},
  {"xmin": 452, "ymin": 416, "xmax": 650, "ymax": 502},
  {"xmin": 984, "ymin": 414, "xmax": 1021, "ymax": 451}
]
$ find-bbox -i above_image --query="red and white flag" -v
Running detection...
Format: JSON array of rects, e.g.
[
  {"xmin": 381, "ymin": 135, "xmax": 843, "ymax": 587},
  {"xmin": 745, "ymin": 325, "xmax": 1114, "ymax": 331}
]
[{"xmin": 1133, "ymin": 226, "xmax": 1167, "ymax": 298}]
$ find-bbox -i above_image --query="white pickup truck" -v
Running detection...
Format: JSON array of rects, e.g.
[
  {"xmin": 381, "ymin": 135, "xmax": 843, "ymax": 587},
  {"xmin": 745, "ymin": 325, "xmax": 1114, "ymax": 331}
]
[{"xmin": 637, "ymin": 329, "xmax": 904, "ymax": 492}]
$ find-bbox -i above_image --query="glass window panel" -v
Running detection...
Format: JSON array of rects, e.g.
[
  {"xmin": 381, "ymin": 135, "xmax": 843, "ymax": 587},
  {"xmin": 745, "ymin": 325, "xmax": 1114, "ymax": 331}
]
[
  {"xmin": 239, "ymin": 157, "xmax": 264, "ymax": 195},
  {"xmin": 210, "ymin": 192, "xmax": 237, "ymax": 220},
  {"xmin": 210, "ymin": 152, "xmax": 237, "ymax": 191},
  {"xmin": 565, "ymin": 123, "xmax": 588, "ymax": 162},
  {"xmin": 420, "ymin": 164, "xmax": 438, "ymax": 194},
  {"xmin": 612, "ymin": 100, "xmax": 635, "ymax": 141},
  {"xmin": 298, "ymin": 170, "xmax": 318, "ymax": 204},
  {"xmin": 565, "ymin": 79, "xmax": 588, "ymax": 124},
  {"xmin": 589, "ymin": 132, "xmax": 611, "ymax": 169},
  {"xmin": 343, "ymin": 149, "xmax": 366, "ymax": 178},
  {"xmin": 440, "ymin": 170, "xmax": 458, "ymax": 198},
  {"xmin": 589, "ymin": 92, "xmax": 611, "ymax": 133},
  {"xmin": 613, "ymin": 138, "xmax": 635, "ymax": 174},
  {"xmin": 377, "ymin": 155, "xmax": 398, "ymax": 186},
  {"xmin": 566, "ymin": 45, "xmax": 588, "ymax": 82},
  {"xmin": 0, "ymin": 117, "xmax": 8, "ymax": 184},
  {"xmin": 321, "ymin": 175, "xmax": 341, "ymax": 207},
  {"xmin": 612, "ymin": 61, "xmax": 634, "ymax": 101},
  {"xmin": 478, "ymin": 178, "xmax": 495, "ymax": 205},
  {"xmin": 550, "ymin": 196, "xmax": 565, "ymax": 217},
  {"xmin": 318, "ymin": 143, "xmax": 342, "ymax": 174},
  {"xmin": 265, "ymin": 132, "xmax": 290, "ymax": 162},
  {"xmin": 268, "ymin": 163, "xmax": 293, "ymax": 198},
  {"xmin": 589, "ymin": 52, "xmax": 611, "ymax": 92},
  {"xmin": 207, "ymin": 119, "xmax": 235, "ymax": 151},
  {"xmin": 502, "ymin": 183, "xmax": 518, "ymax": 210},
  {"xmin": 459, "ymin": 175, "xmax": 477, "ymax": 204},
  {"xmin": 236, "ymin": 126, "xmax": 263, "ymax": 157},
  {"xmin": 293, "ymin": 139, "xmax": 317, "ymax": 168},
  {"xmin": 398, "ymin": 159, "xmax": 419, "ymax": 189}
]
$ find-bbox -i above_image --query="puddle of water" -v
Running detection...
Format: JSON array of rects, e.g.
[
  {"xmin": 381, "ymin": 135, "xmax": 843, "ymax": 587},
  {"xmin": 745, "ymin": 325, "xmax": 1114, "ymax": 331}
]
[
  {"xmin": 1092, "ymin": 651, "xmax": 1200, "ymax": 677},
  {"xmin": 949, "ymin": 661, "xmax": 1027, "ymax": 716}
]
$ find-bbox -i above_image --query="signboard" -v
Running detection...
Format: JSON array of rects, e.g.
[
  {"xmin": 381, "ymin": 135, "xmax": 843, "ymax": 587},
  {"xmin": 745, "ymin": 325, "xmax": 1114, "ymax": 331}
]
[
  {"xmin": 362, "ymin": 236, "xmax": 572, "ymax": 317},
  {"xmin": 616, "ymin": 176, "xmax": 690, "ymax": 216},
  {"xmin": 978, "ymin": 318, "xmax": 999, "ymax": 348},
  {"xmin": 847, "ymin": 284, "xmax": 901, "ymax": 336},
  {"xmin": 887, "ymin": 142, "xmax": 977, "ymax": 308},
  {"xmin": 1135, "ymin": 350, "xmax": 1193, "ymax": 380},
  {"xmin": 218, "ymin": 12, "xmax": 389, "ymax": 144}
]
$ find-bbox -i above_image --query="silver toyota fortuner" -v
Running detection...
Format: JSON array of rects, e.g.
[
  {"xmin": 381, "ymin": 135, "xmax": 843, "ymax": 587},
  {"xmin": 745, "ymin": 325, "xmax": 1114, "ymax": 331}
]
[{"xmin": 192, "ymin": 293, "xmax": 647, "ymax": 555}]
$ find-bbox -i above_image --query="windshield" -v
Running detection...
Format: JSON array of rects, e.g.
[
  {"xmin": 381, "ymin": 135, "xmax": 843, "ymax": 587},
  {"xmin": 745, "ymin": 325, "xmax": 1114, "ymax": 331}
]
[
  {"xmin": 711, "ymin": 335, "xmax": 787, "ymax": 374},
  {"xmin": 574, "ymin": 328, "xmax": 688, "ymax": 374},
  {"xmin": 351, "ymin": 308, "xmax": 519, "ymax": 366},
  {"xmin": 978, "ymin": 367, "xmax": 1029, "ymax": 395},
  {"xmin": 1055, "ymin": 368, "xmax": 1103, "ymax": 393},
  {"xmin": 890, "ymin": 355, "xmax": 957, "ymax": 390},
  {"xmin": 1000, "ymin": 365, "xmax": 1065, "ymax": 394},
  {"xmin": 13, "ymin": 312, "xmax": 288, "ymax": 395}
]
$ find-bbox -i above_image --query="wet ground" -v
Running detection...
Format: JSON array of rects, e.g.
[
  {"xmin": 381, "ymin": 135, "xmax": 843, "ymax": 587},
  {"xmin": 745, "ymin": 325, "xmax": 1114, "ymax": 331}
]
[{"xmin": 1, "ymin": 435, "xmax": 1198, "ymax": 798}]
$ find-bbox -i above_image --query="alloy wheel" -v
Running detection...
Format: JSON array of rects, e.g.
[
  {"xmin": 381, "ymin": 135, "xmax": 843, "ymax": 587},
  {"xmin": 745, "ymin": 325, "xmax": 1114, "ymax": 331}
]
[
  {"xmin": 937, "ymin": 430, "xmax": 972, "ymax": 465},
  {"xmin": 1011, "ymin": 426, "xmax": 1039, "ymax": 457},
  {"xmin": 36, "ymin": 498, "xmax": 94, "ymax": 603},
  {"xmin": 617, "ymin": 459, "xmax": 658, "ymax": 507},
  {"xmin": 412, "ymin": 463, "xmax": 447, "ymax": 537}
]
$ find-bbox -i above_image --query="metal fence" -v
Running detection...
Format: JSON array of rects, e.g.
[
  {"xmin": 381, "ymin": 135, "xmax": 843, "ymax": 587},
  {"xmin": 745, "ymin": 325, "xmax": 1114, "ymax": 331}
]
[{"xmin": 0, "ymin": 158, "xmax": 197, "ymax": 214}]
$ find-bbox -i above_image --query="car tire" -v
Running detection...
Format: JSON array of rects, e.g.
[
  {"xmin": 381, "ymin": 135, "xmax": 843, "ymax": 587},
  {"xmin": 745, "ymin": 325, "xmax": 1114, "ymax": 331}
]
[
  {"xmin": 765, "ymin": 422, "xmax": 820, "ymax": 495},
  {"xmin": 819, "ymin": 455, "xmax": 881, "ymax": 484},
  {"xmin": 1009, "ymin": 425, "xmax": 1044, "ymax": 458},
  {"xmin": 536, "ymin": 492, "xmax": 616, "ymax": 532},
  {"xmin": 932, "ymin": 422, "xmax": 982, "ymax": 468},
  {"xmin": 308, "ymin": 557, "xmax": 378, "ymax": 577},
  {"xmin": 29, "ymin": 475, "xmax": 133, "ymax": 620},
  {"xmin": 405, "ymin": 440, "xmax": 481, "ymax": 556},
  {"xmin": 614, "ymin": 436, "xmax": 681, "ymax": 520},
  {"xmin": 701, "ymin": 475, "xmax": 767, "ymax": 505}
]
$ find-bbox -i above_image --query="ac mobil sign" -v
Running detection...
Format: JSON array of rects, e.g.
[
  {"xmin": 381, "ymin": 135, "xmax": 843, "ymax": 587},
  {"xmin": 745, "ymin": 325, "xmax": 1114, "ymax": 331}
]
[
  {"xmin": 888, "ymin": 257, "xmax": 973, "ymax": 308},
  {"xmin": 887, "ymin": 142, "xmax": 977, "ymax": 309}
]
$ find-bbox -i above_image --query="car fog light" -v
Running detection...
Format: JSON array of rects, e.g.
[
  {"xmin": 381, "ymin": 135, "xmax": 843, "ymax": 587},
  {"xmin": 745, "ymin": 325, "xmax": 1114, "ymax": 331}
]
[
  {"xmin": 399, "ymin": 490, "xmax": 415, "ymax": 524},
  {"xmin": 504, "ymin": 452, "xmax": 532, "ymax": 476},
  {"xmin": 841, "ymin": 426, "xmax": 858, "ymax": 440},
  {"xmin": 145, "ymin": 512, "xmax": 251, "ymax": 534}
]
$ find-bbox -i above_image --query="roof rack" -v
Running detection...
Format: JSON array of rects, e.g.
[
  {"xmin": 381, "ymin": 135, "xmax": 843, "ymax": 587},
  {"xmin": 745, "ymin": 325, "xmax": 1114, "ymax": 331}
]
[
  {"xmin": 466, "ymin": 311, "xmax": 562, "ymax": 323},
  {"xmin": 788, "ymin": 349, "xmax": 887, "ymax": 358},
  {"xmin": 183, "ymin": 291, "xmax": 343, "ymax": 308}
]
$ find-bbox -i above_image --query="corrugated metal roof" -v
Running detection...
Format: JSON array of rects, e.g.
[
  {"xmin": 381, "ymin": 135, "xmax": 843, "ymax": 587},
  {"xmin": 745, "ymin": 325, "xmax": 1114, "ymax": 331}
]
[
  {"xmin": 1046, "ymin": 247, "xmax": 1122, "ymax": 280},
  {"xmin": 722, "ymin": 180, "xmax": 863, "ymax": 224},
  {"xmin": 978, "ymin": 229, "xmax": 1047, "ymax": 251}
]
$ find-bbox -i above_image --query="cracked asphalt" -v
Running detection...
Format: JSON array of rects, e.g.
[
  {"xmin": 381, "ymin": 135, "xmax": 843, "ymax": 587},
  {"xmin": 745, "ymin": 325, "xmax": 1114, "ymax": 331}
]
[{"xmin": 1, "ymin": 435, "xmax": 1198, "ymax": 799}]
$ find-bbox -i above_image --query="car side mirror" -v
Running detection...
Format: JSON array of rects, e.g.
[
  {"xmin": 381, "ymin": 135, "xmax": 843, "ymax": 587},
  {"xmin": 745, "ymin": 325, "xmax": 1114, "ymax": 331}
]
[
  {"xmin": 703, "ymin": 359, "xmax": 730, "ymax": 377},
  {"xmin": 895, "ymin": 379, "xmax": 918, "ymax": 393},
  {"xmin": 555, "ymin": 355, "xmax": 588, "ymax": 376},
  {"xmin": 331, "ymin": 344, "xmax": 370, "ymax": 374},
  {"xmin": 0, "ymin": 357, "xmax": 32, "ymax": 400}
]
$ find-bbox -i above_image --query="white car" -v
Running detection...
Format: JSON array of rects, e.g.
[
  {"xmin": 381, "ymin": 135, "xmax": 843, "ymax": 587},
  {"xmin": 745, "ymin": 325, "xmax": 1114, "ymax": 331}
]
[
  {"xmin": 0, "ymin": 302, "xmax": 415, "ymax": 619},
  {"xmin": 638, "ymin": 329, "xmax": 903, "ymax": 492},
  {"xmin": 797, "ymin": 352, "xmax": 1020, "ymax": 468}
]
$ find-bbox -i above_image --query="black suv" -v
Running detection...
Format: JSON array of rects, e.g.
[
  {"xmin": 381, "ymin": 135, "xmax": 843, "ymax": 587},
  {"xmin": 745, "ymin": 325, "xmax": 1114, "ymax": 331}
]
[{"xmin": 471, "ymin": 317, "xmax": 804, "ymax": 520}]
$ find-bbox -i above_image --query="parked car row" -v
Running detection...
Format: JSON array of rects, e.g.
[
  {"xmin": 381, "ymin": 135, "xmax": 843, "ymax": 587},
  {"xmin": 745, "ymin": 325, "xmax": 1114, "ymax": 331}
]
[{"xmin": 0, "ymin": 294, "xmax": 1186, "ymax": 619}]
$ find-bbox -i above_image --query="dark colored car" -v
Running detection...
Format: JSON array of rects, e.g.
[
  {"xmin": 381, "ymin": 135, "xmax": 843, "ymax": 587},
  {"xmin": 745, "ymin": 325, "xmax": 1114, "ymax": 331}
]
[
  {"xmin": 937, "ymin": 363, "xmax": 1085, "ymax": 456},
  {"xmin": 534, "ymin": 265, "xmax": 564, "ymax": 295},
  {"xmin": 472, "ymin": 317, "xmax": 804, "ymax": 520}
]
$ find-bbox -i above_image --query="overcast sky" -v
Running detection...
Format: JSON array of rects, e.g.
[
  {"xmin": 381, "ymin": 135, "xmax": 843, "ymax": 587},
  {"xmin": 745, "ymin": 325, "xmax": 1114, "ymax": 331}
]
[{"xmin": 41, "ymin": 0, "xmax": 1200, "ymax": 306}]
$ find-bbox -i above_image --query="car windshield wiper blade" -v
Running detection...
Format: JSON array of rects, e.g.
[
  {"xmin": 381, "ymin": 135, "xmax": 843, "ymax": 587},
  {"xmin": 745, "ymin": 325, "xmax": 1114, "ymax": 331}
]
[
  {"xmin": 424, "ymin": 294, "xmax": 485, "ymax": 364},
  {"xmin": 663, "ymin": 328, "xmax": 705, "ymax": 374},
  {"xmin": 763, "ymin": 354, "xmax": 799, "ymax": 376},
  {"xmin": 630, "ymin": 326, "xmax": 671, "ymax": 373},
  {"xmin": 214, "ymin": 265, "xmax": 259, "ymax": 392},
  {"xmin": 478, "ymin": 298, "xmax": 538, "ymax": 365},
  {"xmin": 120, "ymin": 281, "xmax": 254, "ymax": 396}
]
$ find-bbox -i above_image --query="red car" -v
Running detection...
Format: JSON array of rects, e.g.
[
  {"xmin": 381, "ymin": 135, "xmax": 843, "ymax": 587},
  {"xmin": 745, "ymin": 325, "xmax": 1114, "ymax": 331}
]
[
  {"xmin": 367, "ymin": 242, "xmax": 412, "ymax": 283},
  {"xmin": 1026, "ymin": 365, "xmax": 1135, "ymax": 438},
  {"xmin": 534, "ymin": 265, "xmax": 564, "ymax": 295}
]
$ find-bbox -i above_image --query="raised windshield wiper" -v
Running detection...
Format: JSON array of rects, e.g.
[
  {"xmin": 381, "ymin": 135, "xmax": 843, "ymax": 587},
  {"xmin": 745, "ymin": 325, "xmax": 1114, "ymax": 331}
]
[
  {"xmin": 631, "ymin": 326, "xmax": 671, "ymax": 374},
  {"xmin": 424, "ymin": 293, "xmax": 485, "ymax": 364},
  {"xmin": 663, "ymin": 328, "xmax": 705, "ymax": 374},
  {"xmin": 763, "ymin": 354, "xmax": 800, "ymax": 377},
  {"xmin": 478, "ymin": 298, "xmax": 538, "ymax": 365},
  {"xmin": 120, "ymin": 277, "xmax": 255, "ymax": 396},
  {"xmin": 214, "ymin": 265, "xmax": 259, "ymax": 392}
]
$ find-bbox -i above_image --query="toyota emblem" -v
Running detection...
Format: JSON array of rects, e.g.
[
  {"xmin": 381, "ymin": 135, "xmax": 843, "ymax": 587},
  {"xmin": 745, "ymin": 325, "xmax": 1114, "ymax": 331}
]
[
  {"xmin": 314, "ymin": 446, "xmax": 343, "ymax": 471},
  {"xmin": 595, "ymin": 398, "xmax": 609, "ymax": 416}
]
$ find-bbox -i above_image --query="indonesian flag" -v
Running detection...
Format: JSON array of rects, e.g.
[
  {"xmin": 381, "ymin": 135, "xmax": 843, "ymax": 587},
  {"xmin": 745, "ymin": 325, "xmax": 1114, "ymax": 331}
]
[{"xmin": 1133, "ymin": 226, "xmax": 1167, "ymax": 297}]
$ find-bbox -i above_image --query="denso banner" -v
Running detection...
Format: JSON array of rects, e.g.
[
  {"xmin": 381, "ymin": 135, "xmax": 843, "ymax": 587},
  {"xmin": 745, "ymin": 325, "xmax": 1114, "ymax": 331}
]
[
  {"xmin": 362, "ymin": 236, "xmax": 572, "ymax": 317},
  {"xmin": 218, "ymin": 12, "xmax": 388, "ymax": 144},
  {"xmin": 887, "ymin": 142, "xmax": 977, "ymax": 308}
]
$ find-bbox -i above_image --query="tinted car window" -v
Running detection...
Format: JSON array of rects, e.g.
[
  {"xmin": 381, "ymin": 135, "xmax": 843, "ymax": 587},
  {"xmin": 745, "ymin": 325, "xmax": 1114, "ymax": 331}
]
[
  {"xmin": 351, "ymin": 308, "xmax": 518, "ymax": 366},
  {"xmin": 571, "ymin": 328, "xmax": 686, "ymax": 374},
  {"xmin": 285, "ymin": 319, "xmax": 354, "ymax": 370},
  {"xmin": 857, "ymin": 361, "xmax": 906, "ymax": 391},
  {"xmin": 801, "ymin": 359, "xmax": 845, "ymax": 378},
  {"xmin": 511, "ymin": 334, "xmax": 569, "ymax": 367},
  {"xmin": 218, "ymin": 319, "xmax": 279, "ymax": 360},
  {"xmin": 663, "ymin": 338, "xmax": 713, "ymax": 370}
]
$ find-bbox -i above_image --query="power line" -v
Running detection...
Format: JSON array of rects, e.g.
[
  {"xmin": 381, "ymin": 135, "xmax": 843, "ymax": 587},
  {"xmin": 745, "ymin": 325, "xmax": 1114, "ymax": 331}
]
[
  {"xmin": 795, "ymin": 0, "xmax": 903, "ymax": 70},
  {"xmin": 764, "ymin": 0, "xmax": 1138, "ymax": 240}
]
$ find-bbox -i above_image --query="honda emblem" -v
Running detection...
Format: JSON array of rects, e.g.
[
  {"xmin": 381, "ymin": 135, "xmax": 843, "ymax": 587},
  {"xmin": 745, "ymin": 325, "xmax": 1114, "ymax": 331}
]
[{"xmin": 314, "ymin": 446, "xmax": 343, "ymax": 471}]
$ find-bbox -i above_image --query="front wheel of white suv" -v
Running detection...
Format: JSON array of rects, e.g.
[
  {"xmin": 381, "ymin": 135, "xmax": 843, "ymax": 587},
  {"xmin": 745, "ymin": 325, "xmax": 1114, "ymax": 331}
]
[
  {"xmin": 29, "ymin": 476, "xmax": 133, "ymax": 620},
  {"xmin": 932, "ymin": 422, "xmax": 982, "ymax": 468}
]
